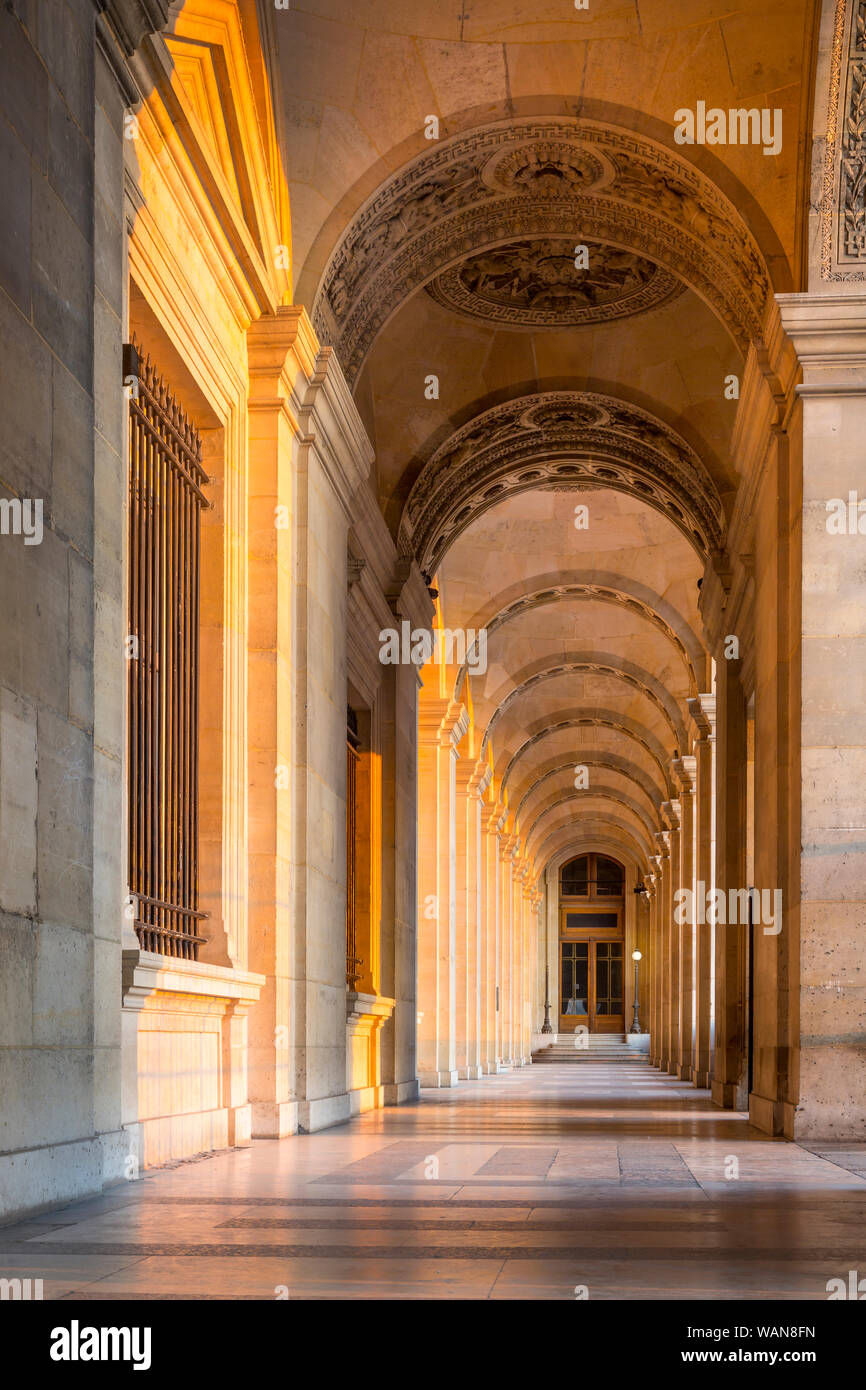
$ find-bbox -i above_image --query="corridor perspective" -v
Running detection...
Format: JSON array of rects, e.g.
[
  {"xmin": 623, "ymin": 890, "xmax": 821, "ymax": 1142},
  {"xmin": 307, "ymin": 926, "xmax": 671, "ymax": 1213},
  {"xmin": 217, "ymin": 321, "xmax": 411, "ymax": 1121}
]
[
  {"xmin": 3, "ymin": 1059, "xmax": 865, "ymax": 1301},
  {"xmin": 2, "ymin": 0, "xmax": 866, "ymax": 1322}
]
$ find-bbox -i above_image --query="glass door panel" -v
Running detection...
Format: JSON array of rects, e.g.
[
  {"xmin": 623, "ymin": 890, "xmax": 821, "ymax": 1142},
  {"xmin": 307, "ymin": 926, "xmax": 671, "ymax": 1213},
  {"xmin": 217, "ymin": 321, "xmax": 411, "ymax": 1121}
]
[
  {"xmin": 593, "ymin": 940, "xmax": 624, "ymax": 1031},
  {"xmin": 559, "ymin": 941, "xmax": 589, "ymax": 1031}
]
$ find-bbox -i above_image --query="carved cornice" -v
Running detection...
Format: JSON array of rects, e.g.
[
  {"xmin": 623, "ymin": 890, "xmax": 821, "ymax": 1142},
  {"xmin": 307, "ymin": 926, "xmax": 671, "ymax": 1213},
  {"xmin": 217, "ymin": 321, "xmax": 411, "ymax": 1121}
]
[
  {"xmin": 672, "ymin": 755, "xmax": 697, "ymax": 796},
  {"xmin": 313, "ymin": 118, "xmax": 770, "ymax": 383},
  {"xmin": 687, "ymin": 692, "xmax": 717, "ymax": 741},
  {"xmin": 400, "ymin": 391, "xmax": 724, "ymax": 571}
]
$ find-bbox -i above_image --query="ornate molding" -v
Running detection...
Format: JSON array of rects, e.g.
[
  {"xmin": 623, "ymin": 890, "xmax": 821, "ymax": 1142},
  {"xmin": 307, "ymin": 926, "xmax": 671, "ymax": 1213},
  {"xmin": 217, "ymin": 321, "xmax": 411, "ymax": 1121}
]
[
  {"xmin": 425, "ymin": 238, "xmax": 681, "ymax": 329},
  {"xmin": 822, "ymin": 0, "xmax": 866, "ymax": 278},
  {"xmin": 399, "ymin": 390, "xmax": 724, "ymax": 571},
  {"xmin": 313, "ymin": 119, "xmax": 770, "ymax": 383}
]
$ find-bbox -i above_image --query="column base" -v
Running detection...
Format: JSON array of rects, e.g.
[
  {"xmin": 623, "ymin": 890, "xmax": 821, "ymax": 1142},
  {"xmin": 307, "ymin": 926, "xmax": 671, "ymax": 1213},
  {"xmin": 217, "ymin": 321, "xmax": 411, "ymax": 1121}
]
[
  {"xmin": 693, "ymin": 1069, "xmax": 711, "ymax": 1089},
  {"xmin": 419, "ymin": 1069, "xmax": 459, "ymax": 1088},
  {"xmin": 297, "ymin": 1093, "xmax": 352, "ymax": 1133},
  {"xmin": 0, "ymin": 1130, "xmax": 127, "ymax": 1224},
  {"xmin": 458, "ymin": 1065, "xmax": 484, "ymax": 1080},
  {"xmin": 749, "ymin": 1092, "xmax": 792, "ymax": 1137},
  {"xmin": 382, "ymin": 1079, "xmax": 420, "ymax": 1104},
  {"xmin": 711, "ymin": 1079, "xmax": 738, "ymax": 1109},
  {"xmin": 251, "ymin": 1101, "xmax": 299, "ymax": 1138}
]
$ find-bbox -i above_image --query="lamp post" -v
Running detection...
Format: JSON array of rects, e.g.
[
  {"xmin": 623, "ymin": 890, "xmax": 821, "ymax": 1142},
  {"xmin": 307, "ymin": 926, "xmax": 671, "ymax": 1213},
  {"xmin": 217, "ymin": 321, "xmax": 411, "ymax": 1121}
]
[
  {"xmin": 541, "ymin": 960, "xmax": 553, "ymax": 1034},
  {"xmin": 630, "ymin": 949, "xmax": 642, "ymax": 1033}
]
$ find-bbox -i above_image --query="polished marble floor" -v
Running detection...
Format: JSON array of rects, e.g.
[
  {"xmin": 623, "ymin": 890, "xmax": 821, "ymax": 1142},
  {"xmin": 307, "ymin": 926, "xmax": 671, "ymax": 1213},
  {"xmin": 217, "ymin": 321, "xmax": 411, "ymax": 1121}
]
[{"xmin": 3, "ymin": 1061, "xmax": 866, "ymax": 1300}]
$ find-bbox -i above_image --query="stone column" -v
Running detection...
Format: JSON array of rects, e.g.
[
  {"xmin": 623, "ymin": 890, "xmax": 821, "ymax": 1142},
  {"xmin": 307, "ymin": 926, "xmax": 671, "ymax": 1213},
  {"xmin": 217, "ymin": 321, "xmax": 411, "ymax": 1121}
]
[
  {"xmin": 512, "ymin": 853, "xmax": 526, "ymax": 1064},
  {"xmin": 479, "ymin": 802, "xmax": 500, "ymax": 1073},
  {"xmin": 455, "ymin": 758, "xmax": 489, "ymax": 1080},
  {"xmin": 246, "ymin": 310, "xmax": 370, "ymax": 1136},
  {"xmin": 246, "ymin": 311, "xmax": 306, "ymax": 1137},
  {"xmin": 664, "ymin": 804, "xmax": 682, "ymax": 1073},
  {"xmin": 688, "ymin": 694, "xmax": 716, "ymax": 1089},
  {"xmin": 655, "ymin": 830, "xmax": 672, "ymax": 1070},
  {"xmin": 378, "ymin": 560, "xmax": 432, "ymax": 1106},
  {"xmin": 295, "ymin": 327, "xmax": 374, "ymax": 1133},
  {"xmin": 530, "ymin": 885, "xmax": 544, "ymax": 1045},
  {"xmin": 776, "ymin": 294, "xmax": 866, "ymax": 1137},
  {"xmin": 513, "ymin": 855, "xmax": 529, "ymax": 1064},
  {"xmin": 417, "ymin": 697, "xmax": 467, "ymax": 1087},
  {"xmin": 647, "ymin": 861, "xmax": 661, "ymax": 1065},
  {"xmin": 499, "ymin": 833, "xmax": 518, "ymax": 1065},
  {"xmin": 712, "ymin": 647, "xmax": 748, "ymax": 1110},
  {"xmin": 674, "ymin": 761, "xmax": 696, "ymax": 1080}
]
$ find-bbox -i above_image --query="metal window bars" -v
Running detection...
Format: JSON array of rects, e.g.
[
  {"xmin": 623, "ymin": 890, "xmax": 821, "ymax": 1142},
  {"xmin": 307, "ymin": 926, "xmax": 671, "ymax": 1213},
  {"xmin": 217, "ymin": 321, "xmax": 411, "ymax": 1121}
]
[{"xmin": 125, "ymin": 339, "xmax": 209, "ymax": 959}]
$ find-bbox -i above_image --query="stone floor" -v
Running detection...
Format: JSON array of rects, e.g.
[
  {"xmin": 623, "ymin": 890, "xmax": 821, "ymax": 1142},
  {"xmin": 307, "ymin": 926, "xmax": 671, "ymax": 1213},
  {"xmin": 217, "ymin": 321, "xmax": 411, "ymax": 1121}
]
[{"xmin": 3, "ymin": 1061, "xmax": 866, "ymax": 1300}]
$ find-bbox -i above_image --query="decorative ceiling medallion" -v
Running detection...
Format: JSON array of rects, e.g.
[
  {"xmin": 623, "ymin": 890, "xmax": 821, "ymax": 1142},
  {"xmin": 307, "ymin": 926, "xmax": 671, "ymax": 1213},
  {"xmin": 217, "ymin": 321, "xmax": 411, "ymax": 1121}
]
[
  {"xmin": 425, "ymin": 238, "xmax": 681, "ymax": 328},
  {"xmin": 313, "ymin": 118, "xmax": 770, "ymax": 384}
]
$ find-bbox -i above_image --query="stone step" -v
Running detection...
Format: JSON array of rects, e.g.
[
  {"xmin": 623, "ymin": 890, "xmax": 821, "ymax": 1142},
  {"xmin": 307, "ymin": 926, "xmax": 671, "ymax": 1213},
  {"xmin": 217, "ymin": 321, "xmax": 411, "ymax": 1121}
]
[{"xmin": 532, "ymin": 1053, "xmax": 648, "ymax": 1062}]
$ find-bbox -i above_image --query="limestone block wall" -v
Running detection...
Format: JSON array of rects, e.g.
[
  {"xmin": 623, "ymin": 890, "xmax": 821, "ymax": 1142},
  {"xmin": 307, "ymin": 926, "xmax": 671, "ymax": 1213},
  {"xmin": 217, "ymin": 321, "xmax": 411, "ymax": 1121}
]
[{"xmin": 0, "ymin": 0, "xmax": 134, "ymax": 1220}]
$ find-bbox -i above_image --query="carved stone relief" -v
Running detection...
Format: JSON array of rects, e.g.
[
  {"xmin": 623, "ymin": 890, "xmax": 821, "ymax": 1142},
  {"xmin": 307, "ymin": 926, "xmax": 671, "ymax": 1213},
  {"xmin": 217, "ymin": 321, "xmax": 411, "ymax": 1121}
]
[
  {"xmin": 823, "ymin": 0, "xmax": 866, "ymax": 277},
  {"xmin": 398, "ymin": 391, "xmax": 724, "ymax": 572},
  {"xmin": 313, "ymin": 119, "xmax": 771, "ymax": 382},
  {"xmin": 425, "ymin": 238, "xmax": 681, "ymax": 328}
]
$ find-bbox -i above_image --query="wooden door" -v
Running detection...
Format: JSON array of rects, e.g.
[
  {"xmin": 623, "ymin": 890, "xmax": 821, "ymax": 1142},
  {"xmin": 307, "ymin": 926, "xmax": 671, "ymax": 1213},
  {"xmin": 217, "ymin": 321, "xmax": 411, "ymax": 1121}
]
[{"xmin": 558, "ymin": 908, "xmax": 624, "ymax": 1033}]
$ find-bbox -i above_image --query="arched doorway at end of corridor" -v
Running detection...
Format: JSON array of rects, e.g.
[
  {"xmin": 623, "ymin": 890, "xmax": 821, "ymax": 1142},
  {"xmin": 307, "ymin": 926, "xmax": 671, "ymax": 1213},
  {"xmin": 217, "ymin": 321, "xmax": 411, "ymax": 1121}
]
[{"xmin": 558, "ymin": 854, "xmax": 625, "ymax": 1035}]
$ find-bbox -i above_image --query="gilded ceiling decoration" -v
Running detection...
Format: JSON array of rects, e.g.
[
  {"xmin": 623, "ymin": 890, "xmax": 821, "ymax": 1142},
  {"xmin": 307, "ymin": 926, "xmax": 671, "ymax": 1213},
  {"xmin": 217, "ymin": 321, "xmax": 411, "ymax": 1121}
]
[
  {"xmin": 313, "ymin": 118, "xmax": 771, "ymax": 382},
  {"xmin": 399, "ymin": 390, "xmax": 724, "ymax": 572}
]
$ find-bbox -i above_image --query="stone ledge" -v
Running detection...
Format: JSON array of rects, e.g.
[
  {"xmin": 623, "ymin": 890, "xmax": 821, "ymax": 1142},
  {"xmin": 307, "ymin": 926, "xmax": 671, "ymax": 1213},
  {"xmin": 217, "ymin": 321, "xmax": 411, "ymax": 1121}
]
[{"xmin": 122, "ymin": 949, "xmax": 265, "ymax": 1008}]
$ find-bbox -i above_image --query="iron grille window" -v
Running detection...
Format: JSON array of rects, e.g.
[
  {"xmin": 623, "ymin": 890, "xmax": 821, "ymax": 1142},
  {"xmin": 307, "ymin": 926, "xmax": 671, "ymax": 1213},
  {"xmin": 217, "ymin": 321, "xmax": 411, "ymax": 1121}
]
[{"xmin": 126, "ymin": 341, "xmax": 209, "ymax": 959}]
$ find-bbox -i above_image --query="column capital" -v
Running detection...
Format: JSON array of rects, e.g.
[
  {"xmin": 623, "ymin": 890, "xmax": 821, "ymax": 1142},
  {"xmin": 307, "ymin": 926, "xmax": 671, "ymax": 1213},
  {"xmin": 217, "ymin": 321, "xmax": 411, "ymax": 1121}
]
[
  {"xmin": 385, "ymin": 557, "xmax": 435, "ymax": 633},
  {"xmin": 418, "ymin": 698, "xmax": 468, "ymax": 747},
  {"xmin": 654, "ymin": 830, "xmax": 671, "ymax": 858},
  {"xmin": 500, "ymin": 832, "xmax": 520, "ymax": 861},
  {"xmin": 672, "ymin": 755, "xmax": 697, "ymax": 795},
  {"xmin": 248, "ymin": 308, "xmax": 372, "ymax": 515},
  {"xmin": 688, "ymin": 692, "xmax": 717, "ymax": 740},
  {"xmin": 661, "ymin": 800, "xmax": 681, "ymax": 831},
  {"xmin": 457, "ymin": 757, "xmax": 492, "ymax": 799},
  {"xmin": 776, "ymin": 293, "xmax": 866, "ymax": 392}
]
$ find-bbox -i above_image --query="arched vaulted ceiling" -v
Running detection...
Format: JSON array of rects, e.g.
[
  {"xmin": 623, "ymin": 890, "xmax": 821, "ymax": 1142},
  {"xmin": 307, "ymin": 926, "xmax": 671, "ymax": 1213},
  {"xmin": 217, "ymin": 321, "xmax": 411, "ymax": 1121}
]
[{"xmin": 272, "ymin": 0, "xmax": 816, "ymax": 880}]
